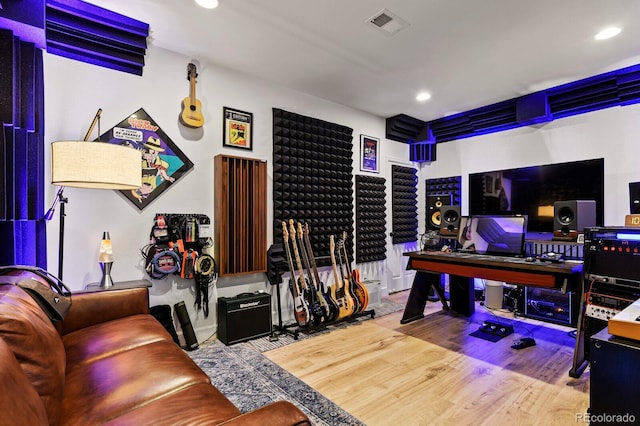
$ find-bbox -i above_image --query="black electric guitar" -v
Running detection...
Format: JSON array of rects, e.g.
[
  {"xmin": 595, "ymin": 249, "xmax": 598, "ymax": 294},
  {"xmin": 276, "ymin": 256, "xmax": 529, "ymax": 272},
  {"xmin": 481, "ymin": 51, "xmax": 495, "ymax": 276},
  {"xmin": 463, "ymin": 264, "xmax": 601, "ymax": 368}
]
[
  {"xmin": 297, "ymin": 222, "xmax": 330, "ymax": 323},
  {"xmin": 180, "ymin": 63, "xmax": 204, "ymax": 128},
  {"xmin": 330, "ymin": 235, "xmax": 355, "ymax": 320},
  {"xmin": 336, "ymin": 236, "xmax": 361, "ymax": 314},
  {"xmin": 282, "ymin": 221, "xmax": 309, "ymax": 327},
  {"xmin": 289, "ymin": 220, "xmax": 323, "ymax": 325},
  {"xmin": 342, "ymin": 231, "xmax": 369, "ymax": 312},
  {"xmin": 304, "ymin": 224, "xmax": 339, "ymax": 322}
]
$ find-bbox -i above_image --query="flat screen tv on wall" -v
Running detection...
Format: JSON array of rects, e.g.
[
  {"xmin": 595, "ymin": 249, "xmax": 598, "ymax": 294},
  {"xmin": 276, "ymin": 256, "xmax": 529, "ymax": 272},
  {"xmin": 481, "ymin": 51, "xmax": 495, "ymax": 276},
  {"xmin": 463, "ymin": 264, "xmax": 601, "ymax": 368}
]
[{"xmin": 468, "ymin": 158, "xmax": 604, "ymax": 233}]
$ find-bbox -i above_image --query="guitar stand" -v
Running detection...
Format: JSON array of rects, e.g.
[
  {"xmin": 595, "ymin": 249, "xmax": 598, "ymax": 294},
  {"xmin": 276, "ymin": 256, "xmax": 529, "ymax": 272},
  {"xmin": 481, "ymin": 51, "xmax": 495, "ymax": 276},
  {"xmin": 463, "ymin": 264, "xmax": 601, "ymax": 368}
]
[{"xmin": 270, "ymin": 278, "xmax": 300, "ymax": 341}]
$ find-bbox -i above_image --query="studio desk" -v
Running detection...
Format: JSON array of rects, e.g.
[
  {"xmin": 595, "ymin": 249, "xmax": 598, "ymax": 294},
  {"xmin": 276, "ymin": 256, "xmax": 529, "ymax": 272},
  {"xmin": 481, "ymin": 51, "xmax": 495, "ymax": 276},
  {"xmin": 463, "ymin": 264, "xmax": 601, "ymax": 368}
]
[
  {"xmin": 401, "ymin": 250, "xmax": 585, "ymax": 374},
  {"xmin": 402, "ymin": 250, "xmax": 583, "ymax": 321}
]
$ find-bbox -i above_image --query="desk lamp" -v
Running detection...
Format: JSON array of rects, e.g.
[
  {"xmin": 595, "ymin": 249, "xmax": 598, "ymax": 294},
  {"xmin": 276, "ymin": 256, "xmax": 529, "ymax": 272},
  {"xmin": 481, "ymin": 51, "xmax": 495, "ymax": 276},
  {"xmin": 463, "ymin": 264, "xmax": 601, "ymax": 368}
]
[{"xmin": 46, "ymin": 109, "xmax": 141, "ymax": 283}]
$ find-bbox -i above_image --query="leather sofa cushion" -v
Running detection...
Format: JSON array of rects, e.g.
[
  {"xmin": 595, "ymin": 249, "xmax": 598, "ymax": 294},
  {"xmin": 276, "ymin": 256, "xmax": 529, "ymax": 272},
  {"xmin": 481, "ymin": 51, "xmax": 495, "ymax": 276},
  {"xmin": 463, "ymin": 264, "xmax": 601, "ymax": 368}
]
[
  {"xmin": 63, "ymin": 314, "xmax": 173, "ymax": 367},
  {"xmin": 0, "ymin": 284, "xmax": 65, "ymax": 426},
  {"xmin": 102, "ymin": 383, "xmax": 242, "ymax": 425},
  {"xmin": 62, "ymin": 340, "xmax": 212, "ymax": 425},
  {"xmin": 0, "ymin": 337, "xmax": 49, "ymax": 425}
]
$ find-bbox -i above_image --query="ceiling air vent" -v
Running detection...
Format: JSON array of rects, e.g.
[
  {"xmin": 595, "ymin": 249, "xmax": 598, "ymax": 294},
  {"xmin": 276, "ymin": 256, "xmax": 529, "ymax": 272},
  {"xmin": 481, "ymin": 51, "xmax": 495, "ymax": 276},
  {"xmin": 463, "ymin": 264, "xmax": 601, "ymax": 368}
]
[{"xmin": 366, "ymin": 9, "xmax": 409, "ymax": 36}]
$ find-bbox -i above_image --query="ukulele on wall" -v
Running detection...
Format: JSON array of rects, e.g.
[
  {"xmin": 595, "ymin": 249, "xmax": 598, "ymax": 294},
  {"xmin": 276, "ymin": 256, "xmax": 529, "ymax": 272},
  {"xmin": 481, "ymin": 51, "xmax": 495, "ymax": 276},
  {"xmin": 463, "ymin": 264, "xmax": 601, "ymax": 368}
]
[{"xmin": 180, "ymin": 63, "xmax": 204, "ymax": 128}]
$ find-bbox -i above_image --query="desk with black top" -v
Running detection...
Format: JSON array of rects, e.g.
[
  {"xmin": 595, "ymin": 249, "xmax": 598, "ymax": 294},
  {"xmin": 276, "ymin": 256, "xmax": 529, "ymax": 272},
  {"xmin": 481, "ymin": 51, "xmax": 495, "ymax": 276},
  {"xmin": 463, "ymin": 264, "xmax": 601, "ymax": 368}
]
[{"xmin": 401, "ymin": 250, "xmax": 583, "ymax": 323}]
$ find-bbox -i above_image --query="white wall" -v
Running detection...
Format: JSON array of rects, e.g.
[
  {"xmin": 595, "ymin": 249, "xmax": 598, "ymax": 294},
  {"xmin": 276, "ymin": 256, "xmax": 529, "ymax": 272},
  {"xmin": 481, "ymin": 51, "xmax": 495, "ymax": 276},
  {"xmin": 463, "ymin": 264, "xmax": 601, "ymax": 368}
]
[
  {"xmin": 421, "ymin": 104, "xmax": 640, "ymax": 224},
  {"xmin": 44, "ymin": 43, "xmax": 640, "ymax": 341},
  {"xmin": 43, "ymin": 45, "xmax": 408, "ymax": 341}
]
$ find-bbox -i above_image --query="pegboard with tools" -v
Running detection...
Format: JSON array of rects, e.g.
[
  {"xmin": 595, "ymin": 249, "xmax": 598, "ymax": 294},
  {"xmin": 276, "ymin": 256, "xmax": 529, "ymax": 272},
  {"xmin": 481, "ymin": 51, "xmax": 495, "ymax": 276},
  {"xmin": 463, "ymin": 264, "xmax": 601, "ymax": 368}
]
[{"xmin": 141, "ymin": 213, "xmax": 217, "ymax": 317}]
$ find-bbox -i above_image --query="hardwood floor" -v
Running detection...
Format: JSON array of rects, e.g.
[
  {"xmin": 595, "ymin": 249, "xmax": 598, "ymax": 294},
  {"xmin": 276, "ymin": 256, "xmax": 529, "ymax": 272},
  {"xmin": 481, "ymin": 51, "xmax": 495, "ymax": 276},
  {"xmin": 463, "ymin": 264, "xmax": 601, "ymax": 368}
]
[{"xmin": 265, "ymin": 291, "xmax": 590, "ymax": 426}]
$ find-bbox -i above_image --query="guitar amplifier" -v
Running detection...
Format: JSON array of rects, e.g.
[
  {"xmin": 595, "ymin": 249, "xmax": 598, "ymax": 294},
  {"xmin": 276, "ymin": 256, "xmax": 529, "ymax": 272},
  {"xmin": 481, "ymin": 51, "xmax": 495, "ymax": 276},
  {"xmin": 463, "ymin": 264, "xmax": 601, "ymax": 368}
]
[{"xmin": 217, "ymin": 292, "xmax": 272, "ymax": 345}]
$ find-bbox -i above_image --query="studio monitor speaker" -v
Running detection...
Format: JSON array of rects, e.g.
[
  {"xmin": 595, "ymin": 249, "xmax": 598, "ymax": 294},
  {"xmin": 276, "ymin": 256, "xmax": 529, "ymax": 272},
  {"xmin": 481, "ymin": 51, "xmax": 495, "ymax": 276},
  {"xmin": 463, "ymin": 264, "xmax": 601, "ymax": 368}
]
[
  {"xmin": 217, "ymin": 292, "xmax": 271, "ymax": 345},
  {"xmin": 440, "ymin": 205, "xmax": 461, "ymax": 237},
  {"xmin": 427, "ymin": 194, "xmax": 452, "ymax": 230},
  {"xmin": 553, "ymin": 200, "xmax": 596, "ymax": 241},
  {"xmin": 629, "ymin": 182, "xmax": 640, "ymax": 214}
]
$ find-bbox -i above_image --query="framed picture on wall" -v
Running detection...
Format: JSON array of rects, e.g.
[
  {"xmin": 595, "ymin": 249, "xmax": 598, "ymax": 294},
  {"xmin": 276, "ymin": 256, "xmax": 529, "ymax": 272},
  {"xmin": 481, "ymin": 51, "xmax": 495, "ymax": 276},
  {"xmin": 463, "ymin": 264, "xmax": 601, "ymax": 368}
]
[
  {"xmin": 223, "ymin": 107, "xmax": 253, "ymax": 150},
  {"xmin": 97, "ymin": 107, "xmax": 194, "ymax": 210},
  {"xmin": 360, "ymin": 134, "xmax": 380, "ymax": 173}
]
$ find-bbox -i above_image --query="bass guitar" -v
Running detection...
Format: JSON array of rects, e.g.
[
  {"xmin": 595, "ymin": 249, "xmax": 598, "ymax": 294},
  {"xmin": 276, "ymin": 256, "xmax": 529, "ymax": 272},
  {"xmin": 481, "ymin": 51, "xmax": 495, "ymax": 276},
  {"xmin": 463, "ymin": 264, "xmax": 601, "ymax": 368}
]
[
  {"xmin": 282, "ymin": 221, "xmax": 309, "ymax": 327},
  {"xmin": 330, "ymin": 235, "xmax": 355, "ymax": 320},
  {"xmin": 304, "ymin": 223, "xmax": 339, "ymax": 321},
  {"xmin": 298, "ymin": 222, "xmax": 331, "ymax": 322},
  {"xmin": 290, "ymin": 220, "xmax": 324, "ymax": 325},
  {"xmin": 336, "ymin": 236, "xmax": 361, "ymax": 314},
  {"xmin": 342, "ymin": 231, "xmax": 369, "ymax": 312},
  {"xmin": 180, "ymin": 63, "xmax": 204, "ymax": 128}
]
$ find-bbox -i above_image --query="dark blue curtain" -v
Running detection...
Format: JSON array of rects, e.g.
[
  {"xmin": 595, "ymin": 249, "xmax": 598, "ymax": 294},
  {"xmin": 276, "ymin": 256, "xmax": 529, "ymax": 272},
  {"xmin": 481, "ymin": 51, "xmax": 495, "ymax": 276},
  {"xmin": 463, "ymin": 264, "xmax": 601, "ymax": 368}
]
[{"xmin": 0, "ymin": 28, "xmax": 47, "ymax": 268}]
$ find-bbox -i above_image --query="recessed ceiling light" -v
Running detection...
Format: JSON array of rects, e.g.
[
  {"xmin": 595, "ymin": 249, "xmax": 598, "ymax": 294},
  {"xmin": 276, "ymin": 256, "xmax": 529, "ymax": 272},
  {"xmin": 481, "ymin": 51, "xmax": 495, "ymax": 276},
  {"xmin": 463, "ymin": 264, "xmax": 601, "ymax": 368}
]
[
  {"xmin": 195, "ymin": 0, "xmax": 219, "ymax": 9},
  {"xmin": 594, "ymin": 26, "xmax": 621, "ymax": 40},
  {"xmin": 416, "ymin": 92, "xmax": 431, "ymax": 102}
]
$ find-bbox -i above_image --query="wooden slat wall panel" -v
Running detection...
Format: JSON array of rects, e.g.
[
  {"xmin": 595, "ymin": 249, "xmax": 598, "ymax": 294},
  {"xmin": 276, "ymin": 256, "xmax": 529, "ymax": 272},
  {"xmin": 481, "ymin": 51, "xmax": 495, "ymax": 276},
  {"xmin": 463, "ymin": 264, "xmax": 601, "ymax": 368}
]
[{"xmin": 214, "ymin": 154, "xmax": 267, "ymax": 276}]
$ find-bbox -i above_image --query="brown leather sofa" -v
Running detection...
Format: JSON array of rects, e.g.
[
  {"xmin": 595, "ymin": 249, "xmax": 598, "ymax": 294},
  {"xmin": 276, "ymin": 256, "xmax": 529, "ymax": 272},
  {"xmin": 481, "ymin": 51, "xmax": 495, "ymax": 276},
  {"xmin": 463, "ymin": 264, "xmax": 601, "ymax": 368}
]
[{"xmin": 0, "ymin": 270, "xmax": 310, "ymax": 425}]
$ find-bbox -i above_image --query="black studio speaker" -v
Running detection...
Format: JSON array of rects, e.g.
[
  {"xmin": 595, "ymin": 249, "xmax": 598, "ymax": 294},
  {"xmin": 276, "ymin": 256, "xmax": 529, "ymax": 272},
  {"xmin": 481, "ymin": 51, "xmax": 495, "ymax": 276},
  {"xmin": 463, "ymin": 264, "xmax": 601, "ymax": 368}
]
[
  {"xmin": 553, "ymin": 200, "xmax": 596, "ymax": 241},
  {"xmin": 217, "ymin": 292, "xmax": 272, "ymax": 345},
  {"xmin": 440, "ymin": 205, "xmax": 461, "ymax": 237},
  {"xmin": 427, "ymin": 195, "xmax": 451, "ymax": 230},
  {"xmin": 629, "ymin": 182, "xmax": 640, "ymax": 214}
]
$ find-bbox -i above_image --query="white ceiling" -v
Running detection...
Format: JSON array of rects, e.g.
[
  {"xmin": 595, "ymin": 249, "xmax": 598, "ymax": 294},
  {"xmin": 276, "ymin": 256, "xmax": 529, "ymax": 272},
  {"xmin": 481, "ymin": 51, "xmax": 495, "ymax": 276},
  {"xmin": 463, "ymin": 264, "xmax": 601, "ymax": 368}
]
[{"xmin": 86, "ymin": 0, "xmax": 640, "ymax": 122}]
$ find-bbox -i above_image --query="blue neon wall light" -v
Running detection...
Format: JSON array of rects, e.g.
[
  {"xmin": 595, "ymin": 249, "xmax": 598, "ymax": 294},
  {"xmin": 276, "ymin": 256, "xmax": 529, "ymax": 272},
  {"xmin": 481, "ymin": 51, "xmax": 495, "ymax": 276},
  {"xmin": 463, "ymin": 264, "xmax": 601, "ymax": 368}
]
[{"xmin": 389, "ymin": 62, "xmax": 640, "ymax": 160}]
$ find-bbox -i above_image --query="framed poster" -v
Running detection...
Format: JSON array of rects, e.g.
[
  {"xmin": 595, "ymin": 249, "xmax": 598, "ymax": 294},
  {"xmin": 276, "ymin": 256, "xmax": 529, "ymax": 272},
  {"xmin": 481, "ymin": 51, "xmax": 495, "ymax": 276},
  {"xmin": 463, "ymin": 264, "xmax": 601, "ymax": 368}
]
[
  {"xmin": 360, "ymin": 134, "xmax": 380, "ymax": 173},
  {"xmin": 223, "ymin": 107, "xmax": 253, "ymax": 150},
  {"xmin": 98, "ymin": 108, "xmax": 194, "ymax": 210}
]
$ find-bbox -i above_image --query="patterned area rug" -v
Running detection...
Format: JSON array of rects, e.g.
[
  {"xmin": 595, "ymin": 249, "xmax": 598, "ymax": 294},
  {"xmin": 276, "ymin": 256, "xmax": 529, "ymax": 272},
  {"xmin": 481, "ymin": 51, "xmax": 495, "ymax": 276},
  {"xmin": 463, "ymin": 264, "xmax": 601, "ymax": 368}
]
[
  {"xmin": 188, "ymin": 339, "xmax": 365, "ymax": 425},
  {"xmin": 187, "ymin": 298, "xmax": 404, "ymax": 425},
  {"xmin": 248, "ymin": 298, "xmax": 405, "ymax": 352}
]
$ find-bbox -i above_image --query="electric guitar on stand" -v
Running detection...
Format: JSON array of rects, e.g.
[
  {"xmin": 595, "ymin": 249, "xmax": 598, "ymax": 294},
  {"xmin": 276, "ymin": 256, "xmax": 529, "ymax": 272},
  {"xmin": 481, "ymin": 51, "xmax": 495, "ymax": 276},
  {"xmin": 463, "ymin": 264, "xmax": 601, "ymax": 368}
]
[
  {"xmin": 330, "ymin": 235, "xmax": 355, "ymax": 320},
  {"xmin": 304, "ymin": 224, "xmax": 339, "ymax": 322},
  {"xmin": 297, "ymin": 222, "xmax": 330, "ymax": 323},
  {"xmin": 180, "ymin": 63, "xmax": 204, "ymax": 128},
  {"xmin": 337, "ymin": 236, "xmax": 361, "ymax": 314},
  {"xmin": 282, "ymin": 221, "xmax": 309, "ymax": 327},
  {"xmin": 290, "ymin": 220, "xmax": 323, "ymax": 325},
  {"xmin": 342, "ymin": 231, "xmax": 369, "ymax": 312}
]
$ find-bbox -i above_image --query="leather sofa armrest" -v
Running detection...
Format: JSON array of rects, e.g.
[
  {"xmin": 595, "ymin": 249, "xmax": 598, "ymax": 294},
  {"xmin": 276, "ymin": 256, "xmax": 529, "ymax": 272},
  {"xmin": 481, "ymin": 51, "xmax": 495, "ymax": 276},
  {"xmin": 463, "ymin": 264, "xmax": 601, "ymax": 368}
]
[
  {"xmin": 61, "ymin": 287, "xmax": 150, "ymax": 335},
  {"xmin": 219, "ymin": 401, "xmax": 311, "ymax": 426}
]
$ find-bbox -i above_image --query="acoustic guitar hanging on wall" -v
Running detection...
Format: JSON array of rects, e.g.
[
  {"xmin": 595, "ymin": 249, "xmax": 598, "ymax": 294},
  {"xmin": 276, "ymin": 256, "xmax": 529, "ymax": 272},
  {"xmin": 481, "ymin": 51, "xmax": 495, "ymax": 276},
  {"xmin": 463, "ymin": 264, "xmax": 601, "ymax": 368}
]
[{"xmin": 180, "ymin": 63, "xmax": 204, "ymax": 128}]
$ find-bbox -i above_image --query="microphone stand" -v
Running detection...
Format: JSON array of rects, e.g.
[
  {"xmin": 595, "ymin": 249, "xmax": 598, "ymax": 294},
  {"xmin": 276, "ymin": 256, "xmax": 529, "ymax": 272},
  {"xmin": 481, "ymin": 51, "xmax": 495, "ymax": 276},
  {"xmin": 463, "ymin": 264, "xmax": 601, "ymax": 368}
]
[{"xmin": 43, "ymin": 186, "xmax": 67, "ymax": 280}]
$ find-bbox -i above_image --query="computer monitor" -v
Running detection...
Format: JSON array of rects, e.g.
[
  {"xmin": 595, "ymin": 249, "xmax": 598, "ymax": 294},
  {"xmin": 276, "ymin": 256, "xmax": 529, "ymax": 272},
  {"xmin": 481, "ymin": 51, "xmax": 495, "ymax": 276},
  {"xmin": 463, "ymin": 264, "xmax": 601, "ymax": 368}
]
[{"xmin": 457, "ymin": 215, "xmax": 528, "ymax": 256}]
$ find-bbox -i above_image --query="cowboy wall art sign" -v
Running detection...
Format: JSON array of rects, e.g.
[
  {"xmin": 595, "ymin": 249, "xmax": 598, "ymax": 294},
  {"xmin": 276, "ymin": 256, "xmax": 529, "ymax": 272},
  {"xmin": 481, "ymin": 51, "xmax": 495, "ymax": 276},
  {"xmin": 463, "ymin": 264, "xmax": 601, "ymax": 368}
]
[{"xmin": 97, "ymin": 108, "xmax": 194, "ymax": 210}]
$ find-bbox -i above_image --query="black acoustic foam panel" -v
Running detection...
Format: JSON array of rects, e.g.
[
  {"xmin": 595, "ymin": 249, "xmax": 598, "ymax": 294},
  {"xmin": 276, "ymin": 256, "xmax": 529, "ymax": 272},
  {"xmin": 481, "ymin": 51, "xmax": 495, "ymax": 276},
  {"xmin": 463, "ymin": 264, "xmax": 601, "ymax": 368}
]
[
  {"xmin": 272, "ymin": 108, "xmax": 354, "ymax": 266},
  {"xmin": 391, "ymin": 165, "xmax": 418, "ymax": 244},
  {"xmin": 356, "ymin": 175, "xmax": 386, "ymax": 263}
]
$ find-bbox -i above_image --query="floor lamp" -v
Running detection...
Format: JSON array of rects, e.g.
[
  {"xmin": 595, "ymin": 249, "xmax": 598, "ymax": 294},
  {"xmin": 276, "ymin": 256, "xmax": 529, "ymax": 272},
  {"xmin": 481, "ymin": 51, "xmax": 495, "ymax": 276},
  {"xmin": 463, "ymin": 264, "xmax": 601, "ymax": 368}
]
[{"xmin": 45, "ymin": 109, "xmax": 141, "ymax": 285}]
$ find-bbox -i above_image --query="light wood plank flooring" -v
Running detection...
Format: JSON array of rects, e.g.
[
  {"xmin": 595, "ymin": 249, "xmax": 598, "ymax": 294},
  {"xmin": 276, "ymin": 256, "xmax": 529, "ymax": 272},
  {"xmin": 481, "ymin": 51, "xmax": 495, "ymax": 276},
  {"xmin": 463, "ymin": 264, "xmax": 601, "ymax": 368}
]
[{"xmin": 265, "ymin": 291, "xmax": 590, "ymax": 426}]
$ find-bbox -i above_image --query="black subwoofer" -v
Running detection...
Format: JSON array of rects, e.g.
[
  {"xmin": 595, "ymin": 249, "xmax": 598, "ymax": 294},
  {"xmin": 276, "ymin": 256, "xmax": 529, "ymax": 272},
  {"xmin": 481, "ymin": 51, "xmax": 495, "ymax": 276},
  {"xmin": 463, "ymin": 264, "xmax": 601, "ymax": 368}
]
[{"xmin": 217, "ymin": 292, "xmax": 272, "ymax": 345}]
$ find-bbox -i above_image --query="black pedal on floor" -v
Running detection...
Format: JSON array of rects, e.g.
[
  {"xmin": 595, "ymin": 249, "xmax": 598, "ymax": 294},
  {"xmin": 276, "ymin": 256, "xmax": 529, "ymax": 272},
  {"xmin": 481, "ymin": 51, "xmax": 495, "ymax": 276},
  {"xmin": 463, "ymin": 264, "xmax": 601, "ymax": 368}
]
[{"xmin": 478, "ymin": 319, "xmax": 514, "ymax": 337}]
